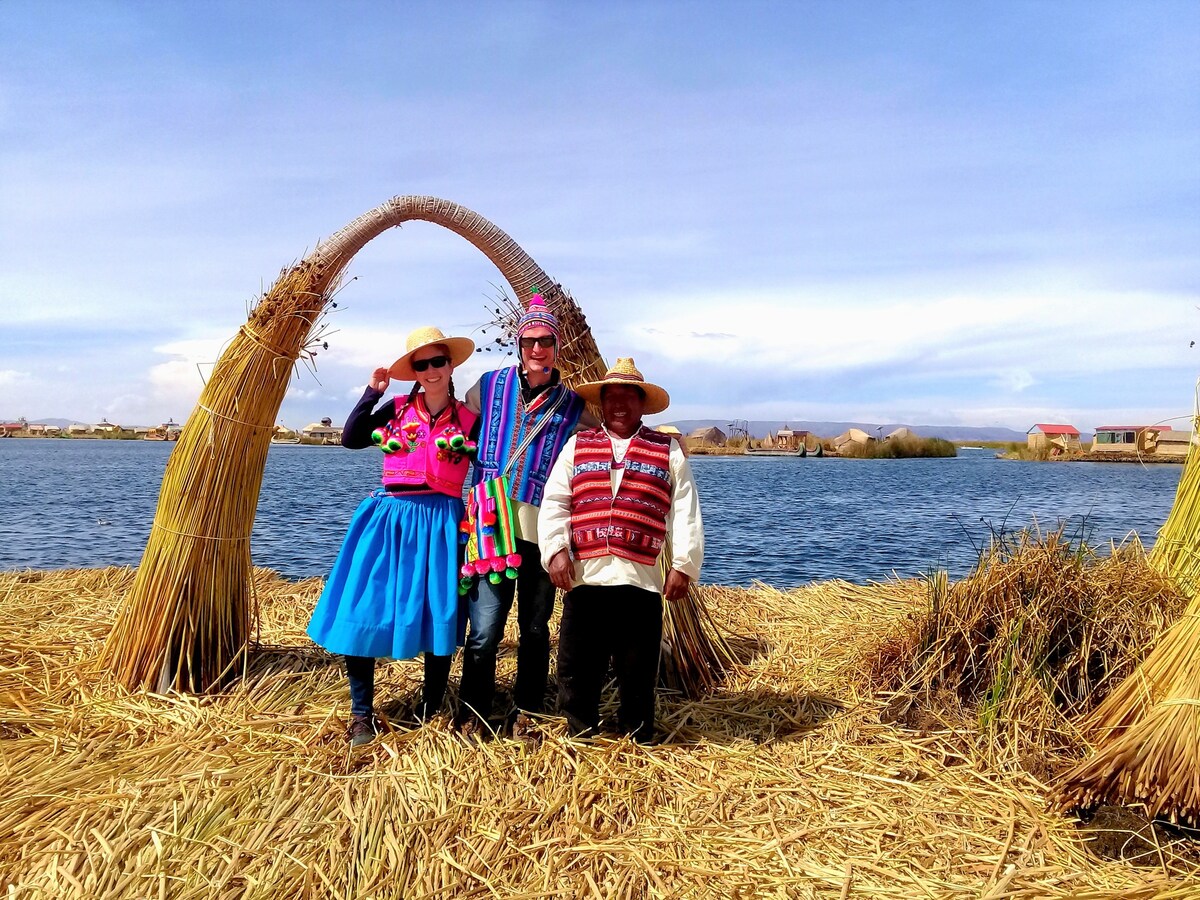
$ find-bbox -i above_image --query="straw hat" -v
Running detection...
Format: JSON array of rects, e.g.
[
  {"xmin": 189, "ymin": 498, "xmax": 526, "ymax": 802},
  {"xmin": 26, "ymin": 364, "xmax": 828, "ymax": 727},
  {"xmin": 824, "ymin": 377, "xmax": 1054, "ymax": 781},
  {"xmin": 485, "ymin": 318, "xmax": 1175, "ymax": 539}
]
[
  {"xmin": 575, "ymin": 357, "xmax": 670, "ymax": 415},
  {"xmin": 388, "ymin": 326, "xmax": 475, "ymax": 381}
]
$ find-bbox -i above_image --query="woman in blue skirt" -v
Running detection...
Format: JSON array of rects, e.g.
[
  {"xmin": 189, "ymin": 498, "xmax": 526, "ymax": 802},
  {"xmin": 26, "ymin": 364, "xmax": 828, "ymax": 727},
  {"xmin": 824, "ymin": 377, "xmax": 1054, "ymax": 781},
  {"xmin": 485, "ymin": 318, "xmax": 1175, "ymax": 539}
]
[{"xmin": 307, "ymin": 326, "xmax": 478, "ymax": 746}]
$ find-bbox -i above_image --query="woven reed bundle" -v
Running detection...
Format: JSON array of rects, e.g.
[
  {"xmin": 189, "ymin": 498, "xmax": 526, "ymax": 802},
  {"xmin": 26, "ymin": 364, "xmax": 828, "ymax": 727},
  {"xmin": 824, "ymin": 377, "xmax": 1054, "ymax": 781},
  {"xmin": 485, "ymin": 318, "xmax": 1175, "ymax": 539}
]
[
  {"xmin": 103, "ymin": 196, "xmax": 609, "ymax": 691},
  {"xmin": 1057, "ymin": 398, "xmax": 1200, "ymax": 822}
]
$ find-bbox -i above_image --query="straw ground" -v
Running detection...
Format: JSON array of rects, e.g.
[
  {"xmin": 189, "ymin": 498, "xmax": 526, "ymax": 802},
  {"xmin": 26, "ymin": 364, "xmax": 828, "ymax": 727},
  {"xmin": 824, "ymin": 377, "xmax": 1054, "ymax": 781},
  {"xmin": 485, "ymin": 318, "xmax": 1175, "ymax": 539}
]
[{"xmin": 4, "ymin": 565, "xmax": 1197, "ymax": 898}]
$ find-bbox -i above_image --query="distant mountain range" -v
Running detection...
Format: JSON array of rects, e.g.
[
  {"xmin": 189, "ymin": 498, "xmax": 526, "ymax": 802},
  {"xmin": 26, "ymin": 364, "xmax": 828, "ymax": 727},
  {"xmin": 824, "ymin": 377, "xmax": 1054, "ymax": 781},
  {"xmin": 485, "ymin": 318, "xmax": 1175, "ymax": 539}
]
[{"xmin": 665, "ymin": 419, "xmax": 1045, "ymax": 443}]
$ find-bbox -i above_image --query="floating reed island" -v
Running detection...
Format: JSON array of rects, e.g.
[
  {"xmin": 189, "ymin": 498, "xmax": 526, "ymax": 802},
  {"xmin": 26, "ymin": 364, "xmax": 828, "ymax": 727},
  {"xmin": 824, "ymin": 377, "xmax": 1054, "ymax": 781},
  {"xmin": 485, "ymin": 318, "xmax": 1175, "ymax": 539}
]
[
  {"xmin": 10, "ymin": 196, "xmax": 1200, "ymax": 895},
  {"xmin": 4, "ymin": 533, "xmax": 1200, "ymax": 897}
]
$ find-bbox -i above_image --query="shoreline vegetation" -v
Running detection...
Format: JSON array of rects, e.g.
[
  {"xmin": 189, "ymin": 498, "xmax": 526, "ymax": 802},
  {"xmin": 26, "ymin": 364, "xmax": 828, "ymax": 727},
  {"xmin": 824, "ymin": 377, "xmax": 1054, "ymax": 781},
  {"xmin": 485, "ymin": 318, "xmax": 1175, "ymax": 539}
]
[
  {"xmin": 2, "ymin": 431, "xmax": 340, "ymax": 446},
  {"xmin": 5, "ymin": 431, "xmax": 1187, "ymax": 462},
  {"xmin": 992, "ymin": 442, "xmax": 1187, "ymax": 464},
  {"xmin": 687, "ymin": 434, "xmax": 957, "ymax": 458},
  {"xmin": 5, "ymin": 529, "xmax": 1198, "ymax": 895}
]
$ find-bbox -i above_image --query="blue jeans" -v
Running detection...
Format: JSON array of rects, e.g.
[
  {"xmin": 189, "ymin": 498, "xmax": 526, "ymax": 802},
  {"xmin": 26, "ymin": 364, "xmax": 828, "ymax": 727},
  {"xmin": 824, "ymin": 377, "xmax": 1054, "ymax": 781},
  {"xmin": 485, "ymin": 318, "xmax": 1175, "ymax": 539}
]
[{"xmin": 459, "ymin": 538, "xmax": 556, "ymax": 720}]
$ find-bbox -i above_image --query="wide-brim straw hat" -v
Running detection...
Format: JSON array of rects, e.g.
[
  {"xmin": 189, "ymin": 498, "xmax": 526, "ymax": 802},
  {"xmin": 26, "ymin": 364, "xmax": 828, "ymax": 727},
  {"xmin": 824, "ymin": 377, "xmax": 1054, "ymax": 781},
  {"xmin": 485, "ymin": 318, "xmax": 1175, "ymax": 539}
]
[
  {"xmin": 575, "ymin": 357, "xmax": 670, "ymax": 415},
  {"xmin": 388, "ymin": 326, "xmax": 475, "ymax": 381}
]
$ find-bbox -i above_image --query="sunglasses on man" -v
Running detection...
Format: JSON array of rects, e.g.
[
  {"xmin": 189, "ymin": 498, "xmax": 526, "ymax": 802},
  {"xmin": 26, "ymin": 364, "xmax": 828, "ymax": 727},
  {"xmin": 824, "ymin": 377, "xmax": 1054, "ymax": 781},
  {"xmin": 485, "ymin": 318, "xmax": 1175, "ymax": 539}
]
[
  {"xmin": 412, "ymin": 355, "xmax": 450, "ymax": 373},
  {"xmin": 519, "ymin": 335, "xmax": 557, "ymax": 350}
]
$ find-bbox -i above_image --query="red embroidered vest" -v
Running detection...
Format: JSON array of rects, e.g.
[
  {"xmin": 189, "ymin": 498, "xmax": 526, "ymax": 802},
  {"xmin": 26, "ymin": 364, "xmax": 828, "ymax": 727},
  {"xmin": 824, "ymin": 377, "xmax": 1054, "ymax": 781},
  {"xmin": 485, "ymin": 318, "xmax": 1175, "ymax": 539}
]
[
  {"xmin": 569, "ymin": 427, "xmax": 672, "ymax": 566},
  {"xmin": 381, "ymin": 396, "xmax": 478, "ymax": 497}
]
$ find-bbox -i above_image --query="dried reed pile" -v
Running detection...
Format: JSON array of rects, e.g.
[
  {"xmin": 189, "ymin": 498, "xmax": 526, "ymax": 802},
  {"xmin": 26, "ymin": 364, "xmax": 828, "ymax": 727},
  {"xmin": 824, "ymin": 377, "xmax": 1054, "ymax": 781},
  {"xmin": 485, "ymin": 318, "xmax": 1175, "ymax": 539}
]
[
  {"xmin": 490, "ymin": 289, "xmax": 737, "ymax": 696},
  {"xmin": 1058, "ymin": 409, "xmax": 1200, "ymax": 822},
  {"xmin": 865, "ymin": 530, "xmax": 1185, "ymax": 760},
  {"xmin": 6, "ymin": 567, "xmax": 1198, "ymax": 897}
]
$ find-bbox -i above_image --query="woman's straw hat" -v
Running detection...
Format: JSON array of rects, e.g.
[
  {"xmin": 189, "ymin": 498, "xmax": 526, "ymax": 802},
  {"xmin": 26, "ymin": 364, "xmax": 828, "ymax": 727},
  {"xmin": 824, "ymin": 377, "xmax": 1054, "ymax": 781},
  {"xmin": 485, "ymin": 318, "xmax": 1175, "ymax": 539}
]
[
  {"xmin": 575, "ymin": 357, "xmax": 670, "ymax": 415},
  {"xmin": 388, "ymin": 326, "xmax": 475, "ymax": 381}
]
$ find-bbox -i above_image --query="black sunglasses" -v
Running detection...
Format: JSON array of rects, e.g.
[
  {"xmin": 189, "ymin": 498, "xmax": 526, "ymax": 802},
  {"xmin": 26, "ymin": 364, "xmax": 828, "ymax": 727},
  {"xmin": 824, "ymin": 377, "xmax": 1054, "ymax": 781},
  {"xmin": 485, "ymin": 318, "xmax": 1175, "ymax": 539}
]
[
  {"xmin": 519, "ymin": 335, "xmax": 557, "ymax": 350},
  {"xmin": 412, "ymin": 355, "xmax": 450, "ymax": 373}
]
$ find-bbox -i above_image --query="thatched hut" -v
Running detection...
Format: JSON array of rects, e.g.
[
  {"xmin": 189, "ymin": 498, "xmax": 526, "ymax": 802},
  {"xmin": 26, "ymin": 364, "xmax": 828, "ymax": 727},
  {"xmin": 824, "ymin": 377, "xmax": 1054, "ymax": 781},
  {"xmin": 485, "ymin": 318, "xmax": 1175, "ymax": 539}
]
[
  {"xmin": 833, "ymin": 428, "xmax": 874, "ymax": 451},
  {"xmin": 688, "ymin": 425, "xmax": 727, "ymax": 447}
]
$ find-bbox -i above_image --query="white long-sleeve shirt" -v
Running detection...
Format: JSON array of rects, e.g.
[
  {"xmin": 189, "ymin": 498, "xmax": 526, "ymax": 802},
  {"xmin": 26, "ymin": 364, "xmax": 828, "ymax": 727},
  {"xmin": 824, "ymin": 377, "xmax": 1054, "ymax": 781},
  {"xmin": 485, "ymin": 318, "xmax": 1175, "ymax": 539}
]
[{"xmin": 538, "ymin": 428, "xmax": 704, "ymax": 593}]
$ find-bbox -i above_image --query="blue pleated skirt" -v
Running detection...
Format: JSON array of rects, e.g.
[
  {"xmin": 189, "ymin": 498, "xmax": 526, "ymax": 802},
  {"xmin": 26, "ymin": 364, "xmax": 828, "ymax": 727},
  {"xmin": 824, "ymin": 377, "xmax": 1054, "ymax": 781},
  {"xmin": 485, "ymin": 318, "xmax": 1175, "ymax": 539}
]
[{"xmin": 307, "ymin": 490, "xmax": 465, "ymax": 659}]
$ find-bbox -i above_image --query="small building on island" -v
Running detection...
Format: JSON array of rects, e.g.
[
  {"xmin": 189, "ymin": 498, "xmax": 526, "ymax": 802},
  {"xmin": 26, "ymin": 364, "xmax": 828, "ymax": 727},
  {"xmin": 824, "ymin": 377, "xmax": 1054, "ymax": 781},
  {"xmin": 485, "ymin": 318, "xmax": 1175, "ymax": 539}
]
[
  {"xmin": 885, "ymin": 427, "xmax": 915, "ymax": 442},
  {"xmin": 1152, "ymin": 429, "xmax": 1192, "ymax": 457},
  {"xmin": 1091, "ymin": 425, "xmax": 1192, "ymax": 457},
  {"xmin": 303, "ymin": 418, "xmax": 343, "ymax": 445},
  {"xmin": 774, "ymin": 426, "xmax": 809, "ymax": 451},
  {"xmin": 1026, "ymin": 424, "xmax": 1081, "ymax": 454},
  {"xmin": 1091, "ymin": 425, "xmax": 1155, "ymax": 455},
  {"xmin": 687, "ymin": 426, "xmax": 727, "ymax": 448},
  {"xmin": 833, "ymin": 428, "xmax": 875, "ymax": 451}
]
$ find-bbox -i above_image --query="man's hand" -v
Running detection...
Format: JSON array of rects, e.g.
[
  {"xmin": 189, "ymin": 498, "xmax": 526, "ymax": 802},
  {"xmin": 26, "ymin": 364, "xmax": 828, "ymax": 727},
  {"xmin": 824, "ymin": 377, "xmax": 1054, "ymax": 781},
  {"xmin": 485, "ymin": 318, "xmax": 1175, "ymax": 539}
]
[
  {"xmin": 663, "ymin": 568, "xmax": 690, "ymax": 601},
  {"xmin": 369, "ymin": 367, "xmax": 390, "ymax": 393},
  {"xmin": 548, "ymin": 549, "xmax": 576, "ymax": 592}
]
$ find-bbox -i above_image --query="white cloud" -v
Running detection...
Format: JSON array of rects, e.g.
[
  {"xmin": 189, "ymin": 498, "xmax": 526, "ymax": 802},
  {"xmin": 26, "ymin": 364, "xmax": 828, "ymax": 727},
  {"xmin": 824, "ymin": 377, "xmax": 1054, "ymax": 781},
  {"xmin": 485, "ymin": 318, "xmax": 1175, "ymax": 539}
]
[
  {"xmin": 993, "ymin": 369, "xmax": 1037, "ymax": 393},
  {"xmin": 612, "ymin": 282, "xmax": 1192, "ymax": 383}
]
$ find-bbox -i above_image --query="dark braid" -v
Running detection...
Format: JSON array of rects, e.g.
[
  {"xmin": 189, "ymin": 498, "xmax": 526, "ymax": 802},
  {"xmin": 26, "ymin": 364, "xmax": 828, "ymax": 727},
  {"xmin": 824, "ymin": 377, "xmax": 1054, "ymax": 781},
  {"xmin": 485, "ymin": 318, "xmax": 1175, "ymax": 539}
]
[
  {"xmin": 394, "ymin": 382, "xmax": 420, "ymax": 421},
  {"xmin": 447, "ymin": 376, "xmax": 461, "ymax": 430}
]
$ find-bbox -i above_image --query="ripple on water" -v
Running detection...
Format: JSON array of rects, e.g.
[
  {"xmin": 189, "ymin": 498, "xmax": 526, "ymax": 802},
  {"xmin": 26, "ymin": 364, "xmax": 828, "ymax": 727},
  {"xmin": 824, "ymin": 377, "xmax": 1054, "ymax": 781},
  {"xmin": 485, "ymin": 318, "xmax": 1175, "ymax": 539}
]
[{"xmin": 0, "ymin": 441, "xmax": 1183, "ymax": 588}]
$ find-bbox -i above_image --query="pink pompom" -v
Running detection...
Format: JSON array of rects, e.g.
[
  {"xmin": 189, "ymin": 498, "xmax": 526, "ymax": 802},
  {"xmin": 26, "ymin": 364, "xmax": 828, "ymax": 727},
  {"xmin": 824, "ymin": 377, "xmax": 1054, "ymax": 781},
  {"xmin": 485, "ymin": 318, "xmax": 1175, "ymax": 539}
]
[
  {"xmin": 505, "ymin": 553, "xmax": 522, "ymax": 568},
  {"xmin": 491, "ymin": 558, "xmax": 506, "ymax": 572},
  {"xmin": 528, "ymin": 292, "xmax": 545, "ymax": 308},
  {"xmin": 473, "ymin": 559, "xmax": 490, "ymax": 576},
  {"xmin": 460, "ymin": 563, "xmax": 473, "ymax": 578}
]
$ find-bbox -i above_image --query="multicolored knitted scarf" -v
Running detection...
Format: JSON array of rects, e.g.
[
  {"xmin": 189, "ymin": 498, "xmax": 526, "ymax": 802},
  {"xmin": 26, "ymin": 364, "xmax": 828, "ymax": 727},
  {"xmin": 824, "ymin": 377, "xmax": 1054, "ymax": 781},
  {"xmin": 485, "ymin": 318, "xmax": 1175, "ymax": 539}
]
[{"xmin": 458, "ymin": 475, "xmax": 521, "ymax": 595}]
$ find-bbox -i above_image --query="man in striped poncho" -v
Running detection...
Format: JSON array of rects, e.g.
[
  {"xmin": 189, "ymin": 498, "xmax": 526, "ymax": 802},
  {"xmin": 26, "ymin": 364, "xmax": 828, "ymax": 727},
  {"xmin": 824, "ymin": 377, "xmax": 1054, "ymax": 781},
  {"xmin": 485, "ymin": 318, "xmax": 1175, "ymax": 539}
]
[
  {"xmin": 538, "ymin": 358, "xmax": 704, "ymax": 744},
  {"xmin": 458, "ymin": 293, "xmax": 597, "ymax": 736}
]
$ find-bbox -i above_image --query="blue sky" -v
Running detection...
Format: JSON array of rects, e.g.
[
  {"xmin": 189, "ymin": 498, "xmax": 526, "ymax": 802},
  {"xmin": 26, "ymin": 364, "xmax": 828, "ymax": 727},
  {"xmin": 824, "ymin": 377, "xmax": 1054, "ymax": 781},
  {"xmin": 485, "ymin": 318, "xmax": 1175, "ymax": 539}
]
[{"xmin": 2, "ymin": 1, "xmax": 1198, "ymax": 433}]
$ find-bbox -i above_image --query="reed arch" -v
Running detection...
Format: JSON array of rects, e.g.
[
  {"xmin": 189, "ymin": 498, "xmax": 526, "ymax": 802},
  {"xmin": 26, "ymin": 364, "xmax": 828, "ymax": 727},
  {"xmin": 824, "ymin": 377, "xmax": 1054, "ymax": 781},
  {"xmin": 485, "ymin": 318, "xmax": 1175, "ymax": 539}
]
[{"xmin": 102, "ymin": 196, "xmax": 605, "ymax": 691}]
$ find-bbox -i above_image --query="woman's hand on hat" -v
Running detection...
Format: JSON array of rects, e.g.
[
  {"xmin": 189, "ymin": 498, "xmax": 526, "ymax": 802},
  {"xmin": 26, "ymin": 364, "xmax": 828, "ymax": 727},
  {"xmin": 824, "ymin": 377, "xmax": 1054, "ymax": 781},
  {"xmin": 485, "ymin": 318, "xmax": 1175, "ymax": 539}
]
[{"xmin": 369, "ymin": 367, "xmax": 390, "ymax": 393}]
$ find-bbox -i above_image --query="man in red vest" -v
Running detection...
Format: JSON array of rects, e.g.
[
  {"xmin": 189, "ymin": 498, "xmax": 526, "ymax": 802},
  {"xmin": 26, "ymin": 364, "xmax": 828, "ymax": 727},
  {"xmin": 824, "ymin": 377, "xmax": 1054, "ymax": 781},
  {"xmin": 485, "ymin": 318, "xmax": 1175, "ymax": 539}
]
[{"xmin": 538, "ymin": 358, "xmax": 704, "ymax": 743}]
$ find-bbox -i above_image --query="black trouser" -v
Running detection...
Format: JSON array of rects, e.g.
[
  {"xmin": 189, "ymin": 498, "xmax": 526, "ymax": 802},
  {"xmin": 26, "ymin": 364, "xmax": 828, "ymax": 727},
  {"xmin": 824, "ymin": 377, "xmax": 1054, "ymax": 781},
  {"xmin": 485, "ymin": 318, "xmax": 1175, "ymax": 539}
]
[
  {"xmin": 556, "ymin": 584, "xmax": 663, "ymax": 744},
  {"xmin": 345, "ymin": 653, "xmax": 453, "ymax": 720}
]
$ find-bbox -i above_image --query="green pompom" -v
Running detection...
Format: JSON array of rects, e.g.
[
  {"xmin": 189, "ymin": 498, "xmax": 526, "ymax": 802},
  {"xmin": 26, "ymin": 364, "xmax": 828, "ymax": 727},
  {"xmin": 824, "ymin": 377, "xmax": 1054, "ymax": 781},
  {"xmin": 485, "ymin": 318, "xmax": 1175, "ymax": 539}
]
[
  {"xmin": 505, "ymin": 567, "xmax": 518, "ymax": 580},
  {"xmin": 487, "ymin": 571, "xmax": 502, "ymax": 585}
]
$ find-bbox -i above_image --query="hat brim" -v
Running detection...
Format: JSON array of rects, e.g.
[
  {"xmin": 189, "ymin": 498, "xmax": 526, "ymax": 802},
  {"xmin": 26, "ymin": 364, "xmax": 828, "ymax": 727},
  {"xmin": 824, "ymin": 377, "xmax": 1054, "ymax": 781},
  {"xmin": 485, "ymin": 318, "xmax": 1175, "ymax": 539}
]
[
  {"xmin": 388, "ymin": 336, "xmax": 475, "ymax": 381},
  {"xmin": 575, "ymin": 378, "xmax": 670, "ymax": 415}
]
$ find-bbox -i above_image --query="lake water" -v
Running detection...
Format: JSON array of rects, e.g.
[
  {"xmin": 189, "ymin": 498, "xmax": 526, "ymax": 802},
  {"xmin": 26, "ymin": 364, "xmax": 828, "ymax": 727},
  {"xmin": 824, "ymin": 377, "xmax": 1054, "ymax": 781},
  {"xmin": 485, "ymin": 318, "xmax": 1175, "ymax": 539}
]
[{"xmin": 0, "ymin": 440, "xmax": 1184, "ymax": 587}]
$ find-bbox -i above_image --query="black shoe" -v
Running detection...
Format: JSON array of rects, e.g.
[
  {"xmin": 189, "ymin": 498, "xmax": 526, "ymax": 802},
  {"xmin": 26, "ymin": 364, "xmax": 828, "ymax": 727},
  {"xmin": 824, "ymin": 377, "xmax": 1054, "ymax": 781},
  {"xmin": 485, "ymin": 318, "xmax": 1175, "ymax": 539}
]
[{"xmin": 347, "ymin": 714, "xmax": 378, "ymax": 747}]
